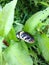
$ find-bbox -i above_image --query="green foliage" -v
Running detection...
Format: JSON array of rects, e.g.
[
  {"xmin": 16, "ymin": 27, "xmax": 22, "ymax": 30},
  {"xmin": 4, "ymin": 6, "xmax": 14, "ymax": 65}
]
[
  {"xmin": 13, "ymin": 22, "xmax": 23, "ymax": 33},
  {"xmin": 0, "ymin": 0, "xmax": 33, "ymax": 65},
  {"xmin": 24, "ymin": 7, "xmax": 49, "ymax": 35},
  {"xmin": 0, "ymin": 37, "xmax": 3, "ymax": 65},
  {"xmin": 0, "ymin": 0, "xmax": 17, "ymax": 37},
  {"xmin": 32, "ymin": 0, "xmax": 49, "ymax": 5},
  {"xmin": 23, "ymin": 6, "xmax": 49, "ymax": 62},
  {"xmin": 5, "ymin": 27, "xmax": 17, "ymax": 43},
  {"xmin": 0, "ymin": 0, "xmax": 49, "ymax": 65},
  {"xmin": 3, "ymin": 41, "xmax": 33, "ymax": 65},
  {"xmin": 37, "ymin": 33, "xmax": 49, "ymax": 61},
  {"xmin": 0, "ymin": 0, "xmax": 49, "ymax": 24}
]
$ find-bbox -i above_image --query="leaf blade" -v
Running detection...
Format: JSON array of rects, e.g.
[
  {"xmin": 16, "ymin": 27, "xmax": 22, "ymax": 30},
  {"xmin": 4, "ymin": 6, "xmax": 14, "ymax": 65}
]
[{"xmin": 3, "ymin": 41, "xmax": 33, "ymax": 65}]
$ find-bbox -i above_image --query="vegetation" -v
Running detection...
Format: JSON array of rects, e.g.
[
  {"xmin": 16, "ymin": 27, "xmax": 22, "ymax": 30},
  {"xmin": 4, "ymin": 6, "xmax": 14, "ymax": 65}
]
[{"xmin": 0, "ymin": 0, "xmax": 49, "ymax": 65}]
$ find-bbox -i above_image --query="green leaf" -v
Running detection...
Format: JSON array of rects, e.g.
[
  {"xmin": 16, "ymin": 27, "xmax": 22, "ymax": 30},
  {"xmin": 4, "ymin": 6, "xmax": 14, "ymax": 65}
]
[
  {"xmin": 37, "ymin": 33, "xmax": 49, "ymax": 61},
  {"xmin": 5, "ymin": 27, "xmax": 18, "ymax": 45},
  {"xmin": 14, "ymin": 22, "xmax": 23, "ymax": 33},
  {"xmin": 40, "ymin": 2, "xmax": 49, "ymax": 7},
  {"xmin": 24, "ymin": 7, "xmax": 49, "ymax": 35},
  {"xmin": 3, "ymin": 41, "xmax": 33, "ymax": 65},
  {"xmin": 0, "ymin": 5, "xmax": 2, "ymax": 12},
  {"xmin": 0, "ymin": 37, "xmax": 4, "ymax": 65},
  {"xmin": 0, "ymin": 0, "xmax": 17, "ymax": 37},
  {"xmin": 7, "ymin": 27, "xmax": 17, "ymax": 41}
]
